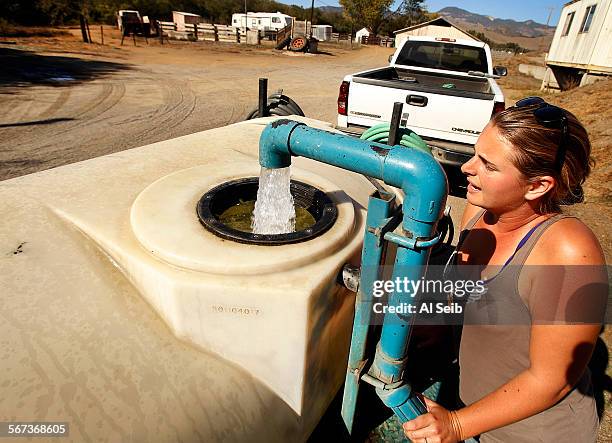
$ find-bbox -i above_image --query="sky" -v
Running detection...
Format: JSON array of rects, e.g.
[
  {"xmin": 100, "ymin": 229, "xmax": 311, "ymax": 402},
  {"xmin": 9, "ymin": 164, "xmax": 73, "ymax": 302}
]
[{"xmin": 275, "ymin": 1, "xmax": 570, "ymax": 26}]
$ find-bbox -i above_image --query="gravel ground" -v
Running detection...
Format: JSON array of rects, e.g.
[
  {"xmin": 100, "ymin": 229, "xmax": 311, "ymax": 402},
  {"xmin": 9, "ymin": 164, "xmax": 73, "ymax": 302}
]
[{"xmin": 0, "ymin": 28, "xmax": 393, "ymax": 181}]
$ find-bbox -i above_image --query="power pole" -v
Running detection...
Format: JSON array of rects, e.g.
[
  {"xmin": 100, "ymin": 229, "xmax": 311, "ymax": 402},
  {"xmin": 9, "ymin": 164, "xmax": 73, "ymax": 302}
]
[
  {"xmin": 545, "ymin": 6, "xmax": 555, "ymax": 26},
  {"xmin": 309, "ymin": 0, "xmax": 314, "ymax": 39},
  {"xmin": 244, "ymin": 0, "xmax": 248, "ymax": 30}
]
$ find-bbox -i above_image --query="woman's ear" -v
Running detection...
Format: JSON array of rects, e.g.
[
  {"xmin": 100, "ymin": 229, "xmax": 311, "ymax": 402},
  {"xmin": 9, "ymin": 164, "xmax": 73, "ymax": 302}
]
[{"xmin": 524, "ymin": 176, "xmax": 555, "ymax": 201}]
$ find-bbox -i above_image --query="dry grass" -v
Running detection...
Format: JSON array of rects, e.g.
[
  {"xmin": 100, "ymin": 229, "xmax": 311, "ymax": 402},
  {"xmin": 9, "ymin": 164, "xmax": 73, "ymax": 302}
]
[{"xmin": 0, "ymin": 21, "xmax": 71, "ymax": 38}]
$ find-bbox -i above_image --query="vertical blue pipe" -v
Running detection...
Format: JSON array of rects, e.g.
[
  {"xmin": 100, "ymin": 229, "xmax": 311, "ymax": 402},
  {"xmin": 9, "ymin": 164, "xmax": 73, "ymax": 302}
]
[
  {"xmin": 259, "ymin": 120, "xmax": 448, "ymax": 428},
  {"xmin": 341, "ymin": 192, "xmax": 395, "ymax": 433},
  {"xmin": 371, "ymin": 223, "xmax": 435, "ymax": 383}
]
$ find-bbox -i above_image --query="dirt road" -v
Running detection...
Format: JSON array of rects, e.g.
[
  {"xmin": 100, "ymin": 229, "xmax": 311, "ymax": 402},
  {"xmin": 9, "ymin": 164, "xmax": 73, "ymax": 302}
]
[{"xmin": 0, "ymin": 31, "xmax": 393, "ymax": 181}]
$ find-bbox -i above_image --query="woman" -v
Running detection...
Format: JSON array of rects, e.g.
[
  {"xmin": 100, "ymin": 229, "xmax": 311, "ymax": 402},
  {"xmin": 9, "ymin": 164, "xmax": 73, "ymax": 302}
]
[{"xmin": 403, "ymin": 98, "xmax": 608, "ymax": 442}]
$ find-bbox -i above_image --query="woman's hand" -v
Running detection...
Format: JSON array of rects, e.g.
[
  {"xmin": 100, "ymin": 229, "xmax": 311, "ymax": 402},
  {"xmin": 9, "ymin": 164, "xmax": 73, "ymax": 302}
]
[{"xmin": 402, "ymin": 397, "xmax": 461, "ymax": 443}]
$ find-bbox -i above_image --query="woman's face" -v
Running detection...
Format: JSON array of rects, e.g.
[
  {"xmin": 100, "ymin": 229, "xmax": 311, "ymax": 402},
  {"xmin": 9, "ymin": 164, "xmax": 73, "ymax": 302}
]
[{"xmin": 461, "ymin": 123, "xmax": 530, "ymax": 211}]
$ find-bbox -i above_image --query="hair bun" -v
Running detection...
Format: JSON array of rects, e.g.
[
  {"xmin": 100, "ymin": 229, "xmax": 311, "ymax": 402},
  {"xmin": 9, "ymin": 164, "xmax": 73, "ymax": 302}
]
[{"xmin": 560, "ymin": 184, "xmax": 584, "ymax": 205}]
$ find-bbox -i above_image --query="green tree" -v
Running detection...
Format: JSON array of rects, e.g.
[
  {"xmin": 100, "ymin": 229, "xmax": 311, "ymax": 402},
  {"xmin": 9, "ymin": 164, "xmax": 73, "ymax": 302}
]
[
  {"xmin": 399, "ymin": 0, "xmax": 425, "ymax": 26},
  {"xmin": 339, "ymin": 0, "xmax": 393, "ymax": 34}
]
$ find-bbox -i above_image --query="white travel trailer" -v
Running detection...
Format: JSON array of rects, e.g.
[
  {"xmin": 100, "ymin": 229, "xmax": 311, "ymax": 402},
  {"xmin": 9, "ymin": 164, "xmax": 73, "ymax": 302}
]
[{"xmin": 231, "ymin": 11, "xmax": 293, "ymax": 31}]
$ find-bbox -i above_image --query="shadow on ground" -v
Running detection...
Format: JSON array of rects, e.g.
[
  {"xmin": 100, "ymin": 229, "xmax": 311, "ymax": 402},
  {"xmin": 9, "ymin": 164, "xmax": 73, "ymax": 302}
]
[{"xmin": 0, "ymin": 47, "xmax": 131, "ymax": 87}]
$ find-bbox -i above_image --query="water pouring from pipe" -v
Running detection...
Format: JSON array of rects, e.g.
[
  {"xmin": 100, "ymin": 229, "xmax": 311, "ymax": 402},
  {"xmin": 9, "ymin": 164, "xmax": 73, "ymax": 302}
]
[{"xmin": 252, "ymin": 167, "xmax": 296, "ymax": 234}]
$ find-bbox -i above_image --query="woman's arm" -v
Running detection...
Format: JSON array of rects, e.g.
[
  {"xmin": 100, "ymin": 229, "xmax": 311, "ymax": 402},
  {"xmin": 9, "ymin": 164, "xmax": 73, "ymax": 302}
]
[
  {"xmin": 458, "ymin": 218, "xmax": 607, "ymax": 437},
  {"xmin": 404, "ymin": 323, "xmax": 602, "ymax": 442},
  {"xmin": 455, "ymin": 323, "xmax": 601, "ymax": 439},
  {"xmin": 404, "ymin": 219, "xmax": 607, "ymax": 442}
]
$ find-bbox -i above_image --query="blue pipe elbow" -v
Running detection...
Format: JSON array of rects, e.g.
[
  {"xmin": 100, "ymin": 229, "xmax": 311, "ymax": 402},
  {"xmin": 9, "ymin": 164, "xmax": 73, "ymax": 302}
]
[
  {"xmin": 259, "ymin": 119, "xmax": 303, "ymax": 169},
  {"xmin": 384, "ymin": 148, "xmax": 448, "ymax": 225},
  {"xmin": 259, "ymin": 119, "xmax": 447, "ymax": 224}
]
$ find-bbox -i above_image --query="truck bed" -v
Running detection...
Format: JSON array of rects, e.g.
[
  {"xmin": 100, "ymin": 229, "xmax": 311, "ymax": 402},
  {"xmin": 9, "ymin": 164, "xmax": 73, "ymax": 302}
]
[{"xmin": 352, "ymin": 67, "xmax": 494, "ymax": 100}]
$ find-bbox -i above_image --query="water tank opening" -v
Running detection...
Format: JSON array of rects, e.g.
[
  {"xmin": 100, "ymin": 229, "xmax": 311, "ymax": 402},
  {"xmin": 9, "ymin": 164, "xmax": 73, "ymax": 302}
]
[{"xmin": 196, "ymin": 177, "xmax": 337, "ymax": 245}]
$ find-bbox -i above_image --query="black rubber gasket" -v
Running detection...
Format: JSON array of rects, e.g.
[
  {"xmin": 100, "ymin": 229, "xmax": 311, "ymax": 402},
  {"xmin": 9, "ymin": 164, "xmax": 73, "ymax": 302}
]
[{"xmin": 196, "ymin": 177, "xmax": 337, "ymax": 245}]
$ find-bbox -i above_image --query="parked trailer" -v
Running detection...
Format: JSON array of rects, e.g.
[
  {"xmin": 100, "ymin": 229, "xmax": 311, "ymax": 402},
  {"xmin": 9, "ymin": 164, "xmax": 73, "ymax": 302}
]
[{"xmin": 231, "ymin": 12, "xmax": 293, "ymax": 32}]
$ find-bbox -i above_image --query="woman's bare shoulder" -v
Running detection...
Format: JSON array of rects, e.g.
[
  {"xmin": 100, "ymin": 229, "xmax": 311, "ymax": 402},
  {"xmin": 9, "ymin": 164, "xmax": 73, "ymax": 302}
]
[{"xmin": 531, "ymin": 216, "xmax": 606, "ymax": 266}]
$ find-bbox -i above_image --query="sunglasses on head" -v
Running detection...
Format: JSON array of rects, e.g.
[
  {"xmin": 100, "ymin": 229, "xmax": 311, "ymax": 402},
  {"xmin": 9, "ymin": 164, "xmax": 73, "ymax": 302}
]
[{"xmin": 515, "ymin": 96, "xmax": 568, "ymax": 172}]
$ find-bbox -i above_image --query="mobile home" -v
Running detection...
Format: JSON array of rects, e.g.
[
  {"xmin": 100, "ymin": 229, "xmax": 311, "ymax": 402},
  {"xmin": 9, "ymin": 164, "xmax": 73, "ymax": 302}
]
[
  {"xmin": 231, "ymin": 11, "xmax": 293, "ymax": 31},
  {"xmin": 543, "ymin": 0, "xmax": 612, "ymax": 90}
]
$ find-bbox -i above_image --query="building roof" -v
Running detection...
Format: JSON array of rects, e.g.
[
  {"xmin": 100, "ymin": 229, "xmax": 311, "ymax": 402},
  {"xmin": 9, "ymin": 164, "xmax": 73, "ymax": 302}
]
[{"xmin": 393, "ymin": 16, "xmax": 480, "ymax": 41}]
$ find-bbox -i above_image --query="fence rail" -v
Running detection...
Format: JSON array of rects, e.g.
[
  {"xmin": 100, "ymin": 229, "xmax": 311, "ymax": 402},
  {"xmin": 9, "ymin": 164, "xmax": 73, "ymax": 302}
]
[
  {"xmin": 360, "ymin": 35, "xmax": 394, "ymax": 47},
  {"xmin": 157, "ymin": 21, "xmax": 244, "ymax": 43},
  {"xmin": 331, "ymin": 33, "xmax": 350, "ymax": 42}
]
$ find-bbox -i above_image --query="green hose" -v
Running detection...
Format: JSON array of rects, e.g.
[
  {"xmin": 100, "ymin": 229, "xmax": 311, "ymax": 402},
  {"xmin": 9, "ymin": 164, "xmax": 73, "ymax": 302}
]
[{"xmin": 360, "ymin": 123, "xmax": 432, "ymax": 156}]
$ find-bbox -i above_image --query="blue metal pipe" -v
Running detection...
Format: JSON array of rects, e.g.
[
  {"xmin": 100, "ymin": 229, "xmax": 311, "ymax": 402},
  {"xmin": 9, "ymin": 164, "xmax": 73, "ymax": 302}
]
[
  {"xmin": 341, "ymin": 191, "xmax": 396, "ymax": 433},
  {"xmin": 259, "ymin": 119, "xmax": 447, "ymax": 226},
  {"xmin": 259, "ymin": 119, "xmax": 448, "ymax": 428}
]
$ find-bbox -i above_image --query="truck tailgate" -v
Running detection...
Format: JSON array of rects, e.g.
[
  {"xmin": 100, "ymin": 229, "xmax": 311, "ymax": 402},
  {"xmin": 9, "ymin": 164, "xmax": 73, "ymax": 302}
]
[{"xmin": 347, "ymin": 80, "xmax": 494, "ymax": 145}]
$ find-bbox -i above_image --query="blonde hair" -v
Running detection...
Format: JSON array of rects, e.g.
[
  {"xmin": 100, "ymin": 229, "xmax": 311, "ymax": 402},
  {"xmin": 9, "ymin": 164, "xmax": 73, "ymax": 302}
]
[{"xmin": 491, "ymin": 105, "xmax": 593, "ymax": 213}]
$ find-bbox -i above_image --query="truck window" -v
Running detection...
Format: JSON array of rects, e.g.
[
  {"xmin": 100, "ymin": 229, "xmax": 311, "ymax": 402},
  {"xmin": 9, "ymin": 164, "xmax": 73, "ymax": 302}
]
[
  {"xmin": 272, "ymin": 17, "xmax": 280, "ymax": 23},
  {"xmin": 396, "ymin": 41, "xmax": 488, "ymax": 73}
]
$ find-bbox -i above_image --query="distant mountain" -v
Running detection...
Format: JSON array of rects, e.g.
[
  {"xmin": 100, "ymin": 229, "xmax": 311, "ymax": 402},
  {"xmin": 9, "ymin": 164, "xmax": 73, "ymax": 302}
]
[
  {"xmin": 437, "ymin": 6, "xmax": 554, "ymax": 38},
  {"xmin": 318, "ymin": 6, "xmax": 343, "ymax": 14}
]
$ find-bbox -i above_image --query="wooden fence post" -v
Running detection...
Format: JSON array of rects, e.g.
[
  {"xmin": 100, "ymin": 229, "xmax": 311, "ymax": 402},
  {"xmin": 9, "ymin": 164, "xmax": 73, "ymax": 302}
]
[
  {"xmin": 79, "ymin": 15, "xmax": 89, "ymax": 43},
  {"xmin": 86, "ymin": 18, "xmax": 92, "ymax": 44},
  {"xmin": 100, "ymin": 25, "xmax": 104, "ymax": 45}
]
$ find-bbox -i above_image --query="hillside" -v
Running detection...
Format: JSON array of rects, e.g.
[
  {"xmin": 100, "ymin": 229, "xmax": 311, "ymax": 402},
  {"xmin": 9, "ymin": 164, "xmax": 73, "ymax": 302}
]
[
  {"xmin": 438, "ymin": 6, "xmax": 555, "ymax": 51},
  {"xmin": 438, "ymin": 6, "xmax": 554, "ymax": 37}
]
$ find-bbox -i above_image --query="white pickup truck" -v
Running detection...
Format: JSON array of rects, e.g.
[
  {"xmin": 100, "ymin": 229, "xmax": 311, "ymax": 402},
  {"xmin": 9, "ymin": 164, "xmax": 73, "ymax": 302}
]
[{"xmin": 337, "ymin": 36, "xmax": 507, "ymax": 166}]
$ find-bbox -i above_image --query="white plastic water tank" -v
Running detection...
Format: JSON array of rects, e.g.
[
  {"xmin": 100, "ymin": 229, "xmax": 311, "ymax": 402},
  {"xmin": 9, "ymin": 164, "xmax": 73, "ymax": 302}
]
[{"xmin": 0, "ymin": 117, "xmax": 379, "ymax": 441}]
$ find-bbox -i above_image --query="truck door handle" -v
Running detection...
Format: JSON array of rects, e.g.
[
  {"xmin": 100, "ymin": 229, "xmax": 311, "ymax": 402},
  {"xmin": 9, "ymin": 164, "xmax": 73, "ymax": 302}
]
[{"xmin": 406, "ymin": 95, "xmax": 428, "ymax": 107}]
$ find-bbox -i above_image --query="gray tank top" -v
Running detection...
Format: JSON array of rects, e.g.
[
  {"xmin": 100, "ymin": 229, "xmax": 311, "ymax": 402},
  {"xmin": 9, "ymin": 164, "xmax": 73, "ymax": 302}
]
[{"xmin": 457, "ymin": 210, "xmax": 598, "ymax": 442}]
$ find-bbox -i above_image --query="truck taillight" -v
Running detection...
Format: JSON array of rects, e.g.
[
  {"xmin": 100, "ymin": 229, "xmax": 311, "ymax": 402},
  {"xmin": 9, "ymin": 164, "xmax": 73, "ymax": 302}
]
[
  {"xmin": 492, "ymin": 101, "xmax": 505, "ymax": 115},
  {"xmin": 338, "ymin": 81, "xmax": 350, "ymax": 115}
]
